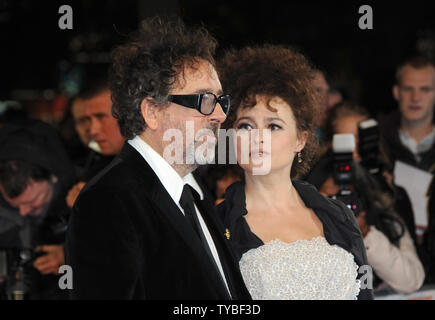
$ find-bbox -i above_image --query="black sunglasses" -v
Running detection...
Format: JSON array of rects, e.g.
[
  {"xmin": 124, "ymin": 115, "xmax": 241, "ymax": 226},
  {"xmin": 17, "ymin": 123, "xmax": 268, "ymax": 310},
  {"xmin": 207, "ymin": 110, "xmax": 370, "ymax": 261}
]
[{"xmin": 167, "ymin": 93, "xmax": 230, "ymax": 116}]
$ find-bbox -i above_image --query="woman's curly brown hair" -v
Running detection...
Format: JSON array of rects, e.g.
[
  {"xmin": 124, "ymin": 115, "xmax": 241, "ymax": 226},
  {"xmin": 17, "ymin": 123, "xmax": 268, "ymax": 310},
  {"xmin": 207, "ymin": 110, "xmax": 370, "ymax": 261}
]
[
  {"xmin": 217, "ymin": 45, "xmax": 319, "ymax": 177},
  {"xmin": 109, "ymin": 16, "xmax": 218, "ymax": 139}
]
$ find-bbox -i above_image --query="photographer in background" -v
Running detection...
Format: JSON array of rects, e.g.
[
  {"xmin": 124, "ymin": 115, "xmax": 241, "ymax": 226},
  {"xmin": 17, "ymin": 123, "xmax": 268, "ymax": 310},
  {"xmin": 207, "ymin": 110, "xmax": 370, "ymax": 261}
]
[
  {"xmin": 0, "ymin": 119, "xmax": 75, "ymax": 299},
  {"xmin": 307, "ymin": 102, "xmax": 425, "ymax": 294},
  {"xmin": 321, "ymin": 102, "xmax": 418, "ymax": 243}
]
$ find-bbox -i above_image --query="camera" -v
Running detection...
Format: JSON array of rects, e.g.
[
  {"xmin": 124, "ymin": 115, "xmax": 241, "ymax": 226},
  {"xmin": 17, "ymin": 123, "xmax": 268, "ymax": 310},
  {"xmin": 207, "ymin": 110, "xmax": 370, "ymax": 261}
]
[
  {"xmin": 330, "ymin": 134, "xmax": 363, "ymax": 216},
  {"xmin": 358, "ymin": 118, "xmax": 381, "ymax": 175},
  {"xmin": 330, "ymin": 190, "xmax": 363, "ymax": 217},
  {"xmin": 332, "ymin": 133, "xmax": 355, "ymax": 186},
  {"xmin": 0, "ymin": 247, "xmax": 45, "ymax": 300},
  {"xmin": 358, "ymin": 118, "xmax": 395, "ymax": 193}
]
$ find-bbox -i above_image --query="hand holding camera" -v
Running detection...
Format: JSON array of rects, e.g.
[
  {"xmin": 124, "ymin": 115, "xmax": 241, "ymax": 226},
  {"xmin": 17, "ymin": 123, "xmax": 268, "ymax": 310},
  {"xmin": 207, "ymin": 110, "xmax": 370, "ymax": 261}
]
[{"xmin": 33, "ymin": 244, "xmax": 65, "ymax": 275}]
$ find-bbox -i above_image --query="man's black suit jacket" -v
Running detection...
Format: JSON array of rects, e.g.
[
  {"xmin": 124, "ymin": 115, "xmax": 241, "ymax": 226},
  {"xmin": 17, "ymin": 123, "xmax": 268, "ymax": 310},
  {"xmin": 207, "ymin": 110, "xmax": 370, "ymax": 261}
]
[{"xmin": 65, "ymin": 143, "xmax": 251, "ymax": 299}]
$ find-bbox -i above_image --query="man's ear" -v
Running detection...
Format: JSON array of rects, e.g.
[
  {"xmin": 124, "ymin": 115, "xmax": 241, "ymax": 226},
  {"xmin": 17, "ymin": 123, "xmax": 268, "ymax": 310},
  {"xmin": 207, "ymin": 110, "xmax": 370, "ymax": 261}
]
[
  {"xmin": 140, "ymin": 98, "xmax": 159, "ymax": 130},
  {"xmin": 51, "ymin": 175, "xmax": 58, "ymax": 184},
  {"xmin": 392, "ymin": 85, "xmax": 399, "ymax": 101}
]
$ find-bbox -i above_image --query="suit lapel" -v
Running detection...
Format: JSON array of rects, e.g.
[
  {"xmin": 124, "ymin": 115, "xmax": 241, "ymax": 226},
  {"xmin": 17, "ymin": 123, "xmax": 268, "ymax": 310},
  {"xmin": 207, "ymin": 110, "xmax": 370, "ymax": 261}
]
[
  {"xmin": 119, "ymin": 143, "xmax": 231, "ymax": 298},
  {"xmin": 193, "ymin": 192, "xmax": 251, "ymax": 300}
]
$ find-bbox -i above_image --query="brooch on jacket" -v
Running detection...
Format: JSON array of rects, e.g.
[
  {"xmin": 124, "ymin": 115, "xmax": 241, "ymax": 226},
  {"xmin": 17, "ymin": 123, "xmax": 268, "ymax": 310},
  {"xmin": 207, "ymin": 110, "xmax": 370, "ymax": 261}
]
[{"xmin": 224, "ymin": 228, "xmax": 231, "ymax": 240}]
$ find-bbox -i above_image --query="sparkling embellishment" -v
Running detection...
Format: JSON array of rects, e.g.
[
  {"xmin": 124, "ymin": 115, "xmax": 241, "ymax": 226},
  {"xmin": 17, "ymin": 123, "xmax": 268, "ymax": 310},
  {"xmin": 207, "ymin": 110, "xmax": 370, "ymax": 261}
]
[
  {"xmin": 225, "ymin": 228, "xmax": 231, "ymax": 240},
  {"xmin": 239, "ymin": 237, "xmax": 361, "ymax": 300}
]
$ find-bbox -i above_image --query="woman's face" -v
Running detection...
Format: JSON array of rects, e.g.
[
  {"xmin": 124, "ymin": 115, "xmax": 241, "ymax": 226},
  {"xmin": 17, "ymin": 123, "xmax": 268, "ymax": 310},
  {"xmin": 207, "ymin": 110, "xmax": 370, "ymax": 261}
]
[
  {"xmin": 233, "ymin": 96, "xmax": 306, "ymax": 175},
  {"xmin": 334, "ymin": 115, "xmax": 368, "ymax": 163}
]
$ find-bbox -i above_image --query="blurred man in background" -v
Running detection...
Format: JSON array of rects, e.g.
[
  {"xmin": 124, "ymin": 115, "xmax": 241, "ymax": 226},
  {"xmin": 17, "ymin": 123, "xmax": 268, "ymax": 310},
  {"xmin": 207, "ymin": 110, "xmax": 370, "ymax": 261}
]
[
  {"xmin": 82, "ymin": 87, "xmax": 125, "ymax": 157},
  {"xmin": 71, "ymin": 94, "xmax": 92, "ymax": 148},
  {"xmin": 66, "ymin": 80, "xmax": 125, "ymax": 208},
  {"xmin": 381, "ymin": 55, "xmax": 435, "ymax": 284},
  {"xmin": 383, "ymin": 56, "xmax": 435, "ymax": 170},
  {"xmin": 0, "ymin": 119, "xmax": 75, "ymax": 299}
]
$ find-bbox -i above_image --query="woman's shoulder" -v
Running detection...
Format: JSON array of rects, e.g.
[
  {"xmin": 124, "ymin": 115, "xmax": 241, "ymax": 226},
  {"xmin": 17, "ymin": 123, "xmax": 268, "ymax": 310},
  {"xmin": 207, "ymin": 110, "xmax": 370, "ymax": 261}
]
[
  {"xmin": 293, "ymin": 180, "xmax": 349, "ymax": 213},
  {"xmin": 293, "ymin": 179, "xmax": 361, "ymax": 231},
  {"xmin": 218, "ymin": 179, "xmax": 357, "ymax": 227}
]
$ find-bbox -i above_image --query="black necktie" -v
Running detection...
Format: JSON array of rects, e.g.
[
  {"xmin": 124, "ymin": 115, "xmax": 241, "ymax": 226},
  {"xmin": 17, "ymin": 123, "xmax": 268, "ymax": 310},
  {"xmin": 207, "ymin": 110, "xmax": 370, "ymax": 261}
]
[
  {"xmin": 179, "ymin": 184, "xmax": 230, "ymax": 297},
  {"xmin": 179, "ymin": 184, "xmax": 210, "ymax": 248}
]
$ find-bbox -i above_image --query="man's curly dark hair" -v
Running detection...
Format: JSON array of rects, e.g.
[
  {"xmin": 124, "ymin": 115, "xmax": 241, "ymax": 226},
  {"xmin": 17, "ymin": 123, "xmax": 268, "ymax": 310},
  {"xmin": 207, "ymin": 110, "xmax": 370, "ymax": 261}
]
[
  {"xmin": 218, "ymin": 45, "xmax": 319, "ymax": 177},
  {"xmin": 109, "ymin": 16, "xmax": 218, "ymax": 139}
]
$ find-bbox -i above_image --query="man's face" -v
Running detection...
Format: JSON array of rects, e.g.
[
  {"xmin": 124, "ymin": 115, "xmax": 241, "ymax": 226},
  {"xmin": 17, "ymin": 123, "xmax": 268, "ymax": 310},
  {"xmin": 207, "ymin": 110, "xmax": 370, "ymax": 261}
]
[
  {"xmin": 393, "ymin": 66, "xmax": 435, "ymax": 124},
  {"xmin": 85, "ymin": 90, "xmax": 125, "ymax": 156},
  {"xmin": 158, "ymin": 59, "xmax": 227, "ymax": 169},
  {"xmin": 71, "ymin": 98, "xmax": 92, "ymax": 146},
  {"xmin": 0, "ymin": 179, "xmax": 55, "ymax": 217}
]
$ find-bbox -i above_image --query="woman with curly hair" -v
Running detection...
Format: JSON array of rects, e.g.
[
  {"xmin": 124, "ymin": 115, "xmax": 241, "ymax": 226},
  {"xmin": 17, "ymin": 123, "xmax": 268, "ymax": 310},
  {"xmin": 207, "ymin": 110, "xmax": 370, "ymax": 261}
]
[{"xmin": 216, "ymin": 45, "xmax": 373, "ymax": 300}]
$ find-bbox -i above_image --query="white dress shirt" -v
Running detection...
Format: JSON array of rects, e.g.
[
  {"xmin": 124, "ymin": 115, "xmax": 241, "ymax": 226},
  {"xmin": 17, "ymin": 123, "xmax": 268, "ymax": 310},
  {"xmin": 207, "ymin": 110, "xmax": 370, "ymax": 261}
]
[
  {"xmin": 399, "ymin": 127, "xmax": 435, "ymax": 163},
  {"xmin": 128, "ymin": 136, "xmax": 230, "ymax": 296}
]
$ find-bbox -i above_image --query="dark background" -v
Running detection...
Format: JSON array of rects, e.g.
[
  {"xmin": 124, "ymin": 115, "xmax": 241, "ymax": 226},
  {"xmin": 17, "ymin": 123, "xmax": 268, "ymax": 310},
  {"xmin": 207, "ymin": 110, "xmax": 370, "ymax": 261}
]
[{"xmin": 1, "ymin": 0, "xmax": 435, "ymax": 118}]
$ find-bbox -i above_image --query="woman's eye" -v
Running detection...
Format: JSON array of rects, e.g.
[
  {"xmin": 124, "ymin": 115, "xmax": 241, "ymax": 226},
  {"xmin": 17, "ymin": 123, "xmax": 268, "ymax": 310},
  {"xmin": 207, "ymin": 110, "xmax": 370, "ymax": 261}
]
[
  {"xmin": 269, "ymin": 124, "xmax": 281, "ymax": 131},
  {"xmin": 237, "ymin": 123, "xmax": 252, "ymax": 130}
]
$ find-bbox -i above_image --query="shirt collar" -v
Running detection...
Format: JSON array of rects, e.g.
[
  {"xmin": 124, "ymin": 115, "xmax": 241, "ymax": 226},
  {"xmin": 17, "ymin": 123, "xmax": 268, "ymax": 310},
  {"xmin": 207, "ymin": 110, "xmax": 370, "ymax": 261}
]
[
  {"xmin": 128, "ymin": 136, "xmax": 204, "ymax": 205},
  {"xmin": 128, "ymin": 136, "xmax": 184, "ymax": 206},
  {"xmin": 183, "ymin": 173, "xmax": 204, "ymax": 200},
  {"xmin": 399, "ymin": 126, "xmax": 435, "ymax": 155}
]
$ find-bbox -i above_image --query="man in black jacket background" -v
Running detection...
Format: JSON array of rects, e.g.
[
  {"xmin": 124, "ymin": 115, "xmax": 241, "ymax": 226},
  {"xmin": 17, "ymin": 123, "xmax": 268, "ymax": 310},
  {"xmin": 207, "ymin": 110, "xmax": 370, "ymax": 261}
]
[{"xmin": 381, "ymin": 55, "xmax": 435, "ymax": 284}]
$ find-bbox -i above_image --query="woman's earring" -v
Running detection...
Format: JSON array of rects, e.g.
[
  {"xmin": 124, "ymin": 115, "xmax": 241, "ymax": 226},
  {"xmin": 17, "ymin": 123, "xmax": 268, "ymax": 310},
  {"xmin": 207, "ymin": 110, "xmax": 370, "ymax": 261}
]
[{"xmin": 297, "ymin": 152, "xmax": 303, "ymax": 163}]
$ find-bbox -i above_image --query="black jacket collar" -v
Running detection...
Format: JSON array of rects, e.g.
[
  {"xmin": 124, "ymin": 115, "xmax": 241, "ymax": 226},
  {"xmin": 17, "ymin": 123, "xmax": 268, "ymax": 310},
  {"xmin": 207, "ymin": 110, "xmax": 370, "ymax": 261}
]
[
  {"xmin": 114, "ymin": 143, "xmax": 248, "ymax": 299},
  {"xmin": 224, "ymin": 180, "xmax": 347, "ymax": 221},
  {"xmin": 223, "ymin": 180, "xmax": 361, "ymax": 253},
  {"xmin": 220, "ymin": 179, "xmax": 372, "ymax": 300}
]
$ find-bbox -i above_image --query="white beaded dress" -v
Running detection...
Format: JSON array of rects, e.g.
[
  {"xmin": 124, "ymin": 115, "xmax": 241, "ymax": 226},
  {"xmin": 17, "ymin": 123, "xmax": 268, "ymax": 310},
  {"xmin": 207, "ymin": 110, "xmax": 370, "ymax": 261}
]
[
  {"xmin": 217, "ymin": 180, "xmax": 373, "ymax": 300},
  {"xmin": 239, "ymin": 237, "xmax": 361, "ymax": 300}
]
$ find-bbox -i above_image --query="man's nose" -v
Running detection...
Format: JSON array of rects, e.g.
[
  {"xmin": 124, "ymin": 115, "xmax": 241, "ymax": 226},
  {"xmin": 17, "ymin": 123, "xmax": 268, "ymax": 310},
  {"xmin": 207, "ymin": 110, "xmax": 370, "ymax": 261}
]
[
  {"xmin": 411, "ymin": 89, "xmax": 421, "ymax": 101},
  {"xmin": 89, "ymin": 118, "xmax": 101, "ymax": 137},
  {"xmin": 208, "ymin": 104, "xmax": 227, "ymax": 124},
  {"xmin": 84, "ymin": 122, "xmax": 91, "ymax": 134},
  {"xmin": 19, "ymin": 204, "xmax": 32, "ymax": 216}
]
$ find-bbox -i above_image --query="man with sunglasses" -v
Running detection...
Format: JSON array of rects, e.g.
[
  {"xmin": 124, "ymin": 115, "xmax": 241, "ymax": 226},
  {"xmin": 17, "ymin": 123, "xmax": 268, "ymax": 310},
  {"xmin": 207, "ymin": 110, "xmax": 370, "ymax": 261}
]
[{"xmin": 65, "ymin": 17, "xmax": 251, "ymax": 300}]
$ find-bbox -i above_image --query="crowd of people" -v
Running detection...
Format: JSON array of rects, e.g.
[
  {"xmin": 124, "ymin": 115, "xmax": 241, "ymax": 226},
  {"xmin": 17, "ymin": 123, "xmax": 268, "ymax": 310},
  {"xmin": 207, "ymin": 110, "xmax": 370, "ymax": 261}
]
[{"xmin": 0, "ymin": 15, "xmax": 434, "ymax": 299}]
